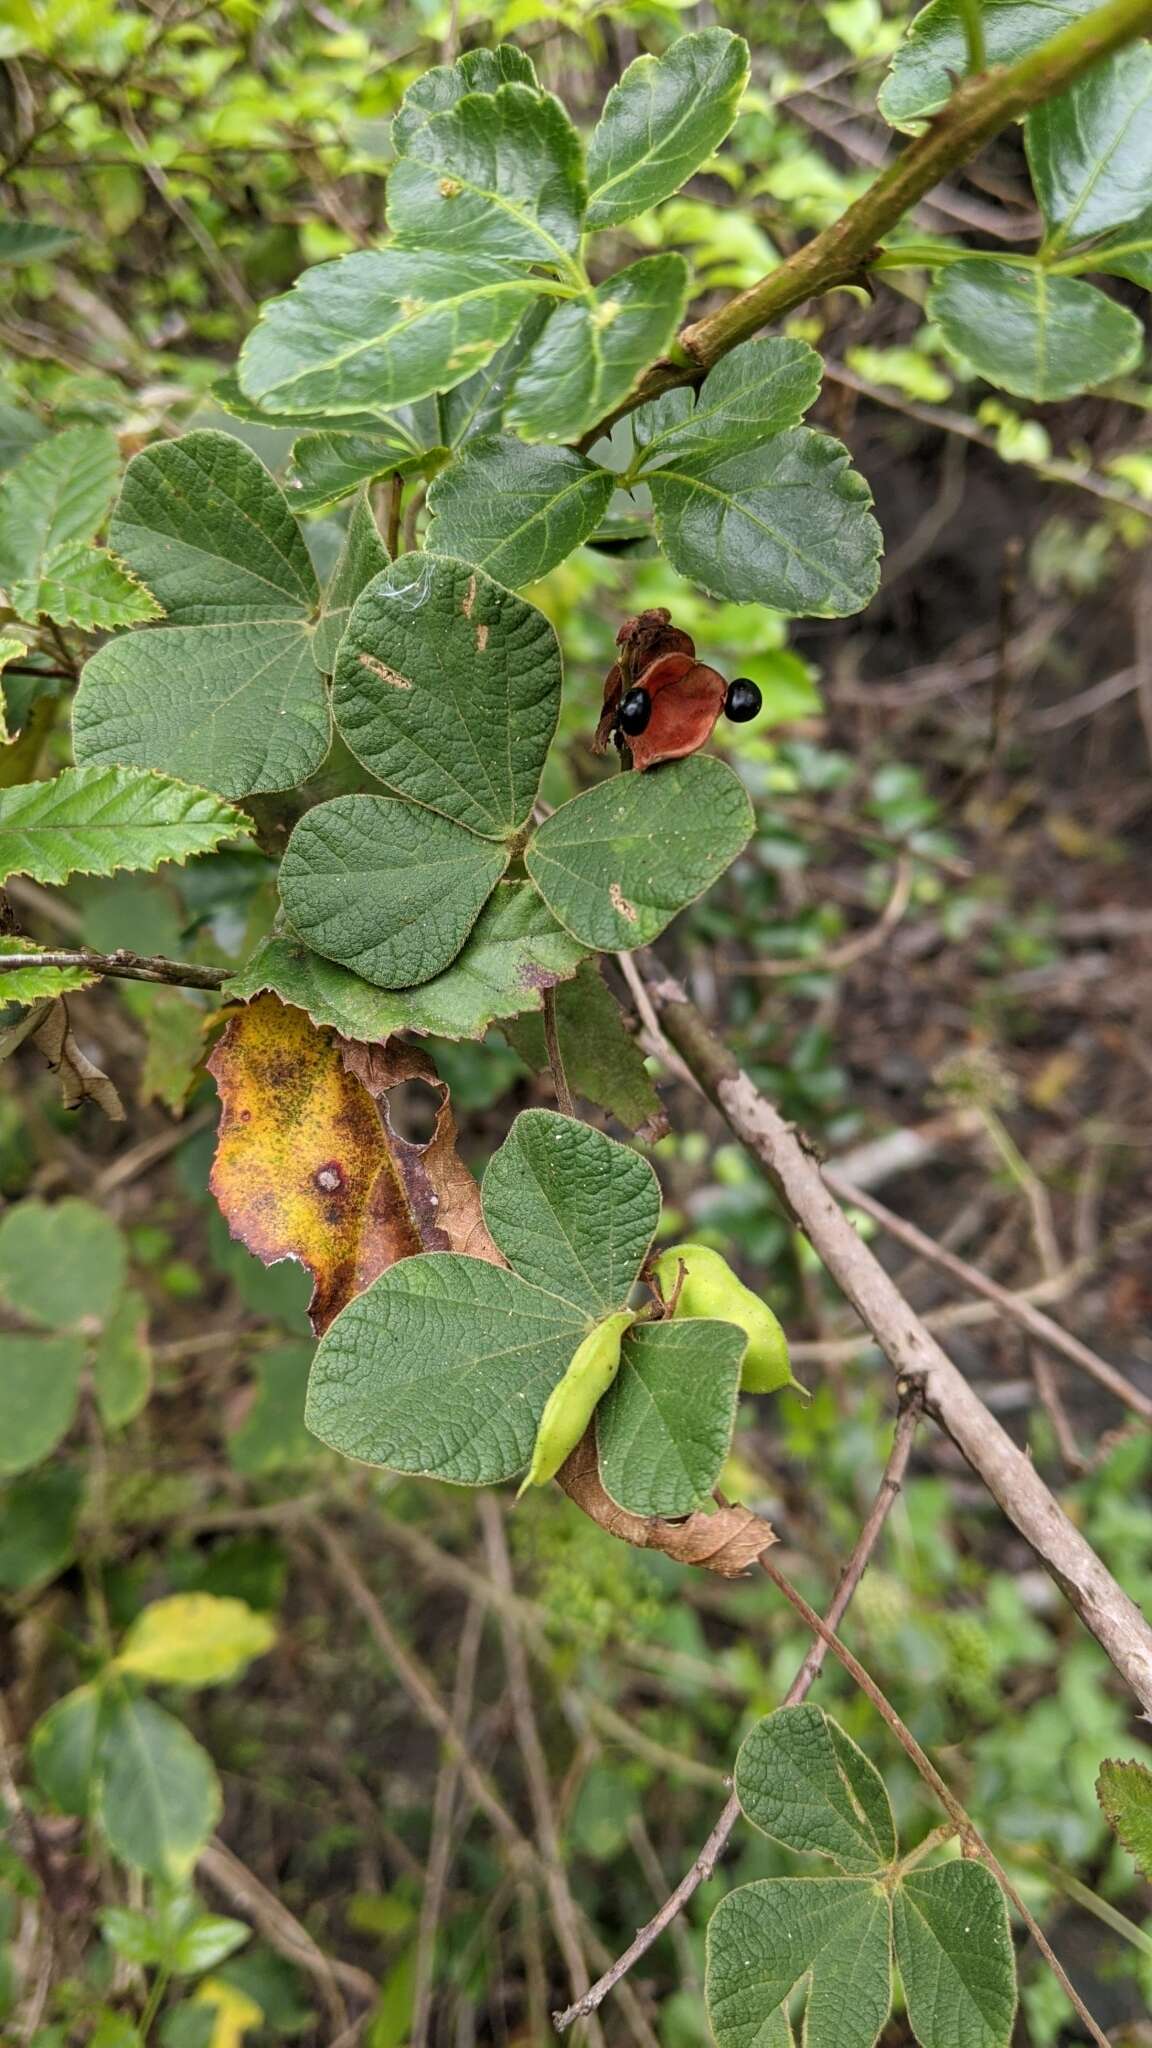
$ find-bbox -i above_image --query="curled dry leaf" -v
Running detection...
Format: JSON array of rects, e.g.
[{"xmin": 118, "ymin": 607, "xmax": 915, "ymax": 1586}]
[
  {"xmin": 555, "ymin": 1428, "xmax": 775, "ymax": 1577},
  {"xmin": 32, "ymin": 998, "xmax": 125, "ymax": 1121},
  {"xmin": 208, "ymin": 993, "xmax": 500, "ymax": 1336}
]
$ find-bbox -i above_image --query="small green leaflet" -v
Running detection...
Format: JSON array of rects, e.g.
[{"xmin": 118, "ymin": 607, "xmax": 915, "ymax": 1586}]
[
  {"xmin": 9, "ymin": 541, "xmax": 160, "ymax": 632},
  {"xmin": 0, "ymin": 217, "xmax": 76, "ymax": 263},
  {"xmin": 95, "ymin": 1693, "xmax": 222, "ymax": 1881},
  {"xmin": 734, "ymin": 1705, "xmax": 897, "ymax": 1872},
  {"xmin": 386, "ymin": 84, "xmax": 586, "ymax": 272},
  {"xmin": 893, "ymin": 1865, "xmax": 1017, "ymax": 2048},
  {"xmin": 31, "ymin": 1685, "xmax": 106, "ymax": 1816},
  {"xmin": 0, "ymin": 765, "xmax": 248, "ymax": 887},
  {"xmin": 392, "ymin": 44, "xmax": 540, "ymax": 155},
  {"xmin": 0, "ymin": 1468, "xmax": 82, "ymax": 1595},
  {"xmin": 632, "ymin": 336, "xmax": 824, "ymax": 468},
  {"xmin": 586, "ymin": 28, "xmax": 750, "ymax": 230},
  {"xmin": 1026, "ymin": 44, "xmax": 1152, "ymax": 248},
  {"xmin": 506, "ymin": 254, "xmax": 690, "ymax": 443},
  {"xmin": 93, "ymin": 1290, "xmax": 152, "ymax": 1429},
  {"xmin": 707, "ymin": 1879, "xmax": 893, "ymax": 2048},
  {"xmin": 525, "ymin": 754, "xmax": 754, "ymax": 953},
  {"xmin": 480, "ymin": 1107, "xmax": 660, "ymax": 1319},
  {"xmin": 0, "ymin": 937, "xmax": 99, "ymax": 1006},
  {"xmin": 424, "ymin": 438, "xmax": 614, "ymax": 585},
  {"xmin": 288, "ymin": 428, "xmax": 436, "ymax": 512},
  {"xmin": 880, "ymin": 0, "xmax": 1084, "ymax": 130},
  {"xmin": 929, "ymin": 260, "xmax": 1144, "ymax": 401},
  {"xmin": 0, "ymin": 425, "xmax": 134, "ymax": 627},
  {"xmin": 1097, "ymin": 1756, "xmax": 1152, "ymax": 1878},
  {"xmin": 0, "ymin": 1333, "xmax": 87, "ymax": 1476},
  {"xmin": 313, "ymin": 488, "xmax": 391, "ymax": 673},
  {"xmin": 0, "ymin": 1194, "xmax": 126, "ymax": 1327},
  {"xmin": 596, "ymin": 1318, "xmax": 746, "ymax": 1517}
]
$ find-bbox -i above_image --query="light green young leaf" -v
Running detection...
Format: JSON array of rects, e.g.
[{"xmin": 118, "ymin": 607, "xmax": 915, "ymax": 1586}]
[
  {"xmin": 0, "ymin": 1195, "xmax": 126, "ymax": 1327},
  {"xmin": 313, "ymin": 488, "xmax": 391, "ymax": 672},
  {"xmin": 633, "ymin": 336, "xmax": 823, "ymax": 469},
  {"xmin": 386, "ymin": 84, "xmax": 586, "ymax": 271},
  {"xmin": 0, "ymin": 217, "xmax": 76, "ymax": 263},
  {"xmin": 525, "ymin": 754, "xmax": 754, "ymax": 953},
  {"xmin": 114, "ymin": 1594, "xmax": 276, "ymax": 1688},
  {"xmin": 95, "ymin": 1694, "xmax": 222, "ymax": 1881},
  {"xmin": 238, "ymin": 249, "xmax": 543, "ymax": 417},
  {"xmin": 1096, "ymin": 1756, "xmax": 1152, "ymax": 1878},
  {"xmin": 501, "ymin": 958, "xmax": 663, "ymax": 1133},
  {"xmin": 0, "ymin": 765, "xmax": 249, "ymax": 886},
  {"xmin": 586, "ymin": 28, "xmax": 750, "ymax": 230},
  {"xmin": 287, "ymin": 428, "xmax": 433, "ymax": 512},
  {"xmin": 425, "ymin": 438, "xmax": 614, "ymax": 585},
  {"xmin": 893, "ymin": 1864, "xmax": 1017, "ymax": 2048},
  {"xmin": 0, "ymin": 1333, "xmax": 86, "ymax": 1475},
  {"xmin": 706, "ymin": 1877, "xmax": 892, "ymax": 2048},
  {"xmin": 0, "ymin": 425, "xmax": 119, "ymax": 593},
  {"xmin": 929, "ymin": 260, "xmax": 1144, "ymax": 401},
  {"xmin": 481, "ymin": 1107, "xmax": 661, "ymax": 1318},
  {"xmin": 734, "ymin": 1705, "xmax": 897, "ymax": 1873},
  {"xmin": 10, "ymin": 541, "xmax": 161, "ymax": 632},
  {"xmin": 506, "ymin": 254, "xmax": 690, "ymax": 443},
  {"xmin": 0, "ymin": 936, "xmax": 99, "ymax": 1005},
  {"xmin": 333, "ymin": 553, "xmax": 561, "ymax": 837},
  {"xmin": 31, "ymin": 1685, "xmax": 106, "ymax": 1816},
  {"xmin": 596, "ymin": 1318, "xmax": 745, "ymax": 1518},
  {"xmin": 649, "ymin": 427, "xmax": 882, "ymax": 616},
  {"xmin": 392, "ymin": 44, "xmax": 539, "ymax": 154},
  {"xmin": 93, "ymin": 1289, "xmax": 152, "ymax": 1428},
  {"xmin": 1028, "ymin": 45, "xmax": 1152, "ymax": 247},
  {"xmin": 880, "ymin": 0, "xmax": 1083, "ymax": 130},
  {"xmin": 305, "ymin": 1253, "xmax": 587, "ymax": 1482}
]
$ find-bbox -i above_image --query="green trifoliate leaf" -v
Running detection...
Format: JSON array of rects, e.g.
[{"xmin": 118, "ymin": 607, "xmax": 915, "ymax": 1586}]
[
  {"xmin": 287, "ymin": 428, "xmax": 438, "ymax": 512},
  {"xmin": 10, "ymin": 541, "xmax": 160, "ymax": 631},
  {"xmin": 734, "ymin": 1706, "xmax": 897, "ymax": 1873},
  {"xmin": 586, "ymin": 28, "xmax": 750, "ymax": 230},
  {"xmin": 880, "ymin": 0, "xmax": 1083, "ymax": 129},
  {"xmin": 238, "ymin": 249, "xmax": 543, "ymax": 417},
  {"xmin": 596, "ymin": 1318, "xmax": 745, "ymax": 1518},
  {"xmin": 225, "ymin": 882, "xmax": 586, "ymax": 1043},
  {"xmin": 313, "ymin": 488, "xmax": 390, "ymax": 672},
  {"xmin": 392, "ymin": 44, "xmax": 539, "ymax": 155},
  {"xmin": 0, "ymin": 1195, "xmax": 126, "ymax": 1327},
  {"xmin": 633, "ymin": 337, "xmax": 823, "ymax": 468},
  {"xmin": 1096, "ymin": 1757, "xmax": 1152, "ymax": 1877},
  {"xmin": 1027, "ymin": 44, "xmax": 1152, "ymax": 246},
  {"xmin": 0, "ymin": 937, "xmax": 99, "ymax": 1006},
  {"xmin": 305, "ymin": 1253, "xmax": 587, "ymax": 1482},
  {"xmin": 506, "ymin": 255, "xmax": 689, "ymax": 443},
  {"xmin": 425, "ymin": 438, "xmax": 614, "ymax": 584},
  {"xmin": 501, "ymin": 958, "xmax": 662, "ymax": 1133},
  {"xmin": 482, "ymin": 1108, "xmax": 660, "ymax": 1318},
  {"xmin": 929, "ymin": 260, "xmax": 1143, "ymax": 400},
  {"xmin": 95, "ymin": 1694, "xmax": 221, "ymax": 1882},
  {"xmin": 649, "ymin": 427, "xmax": 881, "ymax": 616},
  {"xmin": 0, "ymin": 426, "xmax": 119, "ymax": 595},
  {"xmin": 893, "ymin": 1864, "xmax": 1016, "ymax": 2048},
  {"xmin": 526, "ymin": 754, "xmax": 754, "ymax": 953},
  {"xmin": 0, "ymin": 1333, "xmax": 86, "ymax": 1476},
  {"xmin": 278, "ymin": 794, "xmax": 508, "ymax": 991},
  {"xmin": 706, "ymin": 1877, "xmax": 892, "ymax": 2048},
  {"xmin": 386, "ymin": 84, "xmax": 586, "ymax": 271},
  {"xmin": 0, "ymin": 216, "xmax": 76, "ymax": 263},
  {"xmin": 0, "ymin": 766, "xmax": 248, "ymax": 886},
  {"xmin": 333, "ymin": 553, "xmax": 561, "ymax": 837}
]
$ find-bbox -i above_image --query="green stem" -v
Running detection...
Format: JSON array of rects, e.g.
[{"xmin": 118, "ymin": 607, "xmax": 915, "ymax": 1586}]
[{"xmin": 957, "ymin": 0, "xmax": 988, "ymax": 73}]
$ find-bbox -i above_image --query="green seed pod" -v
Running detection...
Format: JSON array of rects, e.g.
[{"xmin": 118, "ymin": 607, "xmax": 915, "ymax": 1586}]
[
  {"xmin": 652, "ymin": 1242, "xmax": 796, "ymax": 1394},
  {"xmin": 518, "ymin": 1310, "xmax": 635, "ymax": 1494}
]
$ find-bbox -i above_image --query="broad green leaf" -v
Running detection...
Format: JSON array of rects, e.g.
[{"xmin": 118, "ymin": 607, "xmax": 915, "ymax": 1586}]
[
  {"xmin": 596, "ymin": 1317, "xmax": 745, "ymax": 1517},
  {"xmin": 392, "ymin": 44, "xmax": 539, "ymax": 153},
  {"xmin": 893, "ymin": 1864, "xmax": 1016, "ymax": 2048},
  {"xmin": 706, "ymin": 1877, "xmax": 892, "ymax": 2048},
  {"xmin": 386, "ymin": 84, "xmax": 586, "ymax": 271},
  {"xmin": 929, "ymin": 260, "xmax": 1143, "ymax": 400},
  {"xmin": 313, "ymin": 488, "xmax": 390, "ymax": 672},
  {"xmin": 1097, "ymin": 1757, "xmax": 1152, "ymax": 1877},
  {"xmin": 333, "ymin": 553, "xmax": 561, "ymax": 837},
  {"xmin": 633, "ymin": 337, "xmax": 823, "ymax": 468},
  {"xmin": 278, "ymin": 794, "xmax": 508, "ymax": 990},
  {"xmin": 0, "ymin": 766, "xmax": 248, "ymax": 886},
  {"xmin": 0, "ymin": 426, "xmax": 119, "ymax": 592},
  {"xmin": 880, "ymin": 0, "xmax": 1083, "ymax": 129},
  {"xmin": 93, "ymin": 1290, "xmax": 152, "ymax": 1428},
  {"xmin": 305, "ymin": 1253, "xmax": 587, "ymax": 1482},
  {"xmin": 734, "ymin": 1705, "xmax": 897, "ymax": 1872},
  {"xmin": 0, "ymin": 216, "xmax": 76, "ymax": 262},
  {"xmin": 501, "ymin": 958, "xmax": 662, "ymax": 1132},
  {"xmin": 0, "ymin": 1465, "xmax": 82, "ymax": 1592},
  {"xmin": 439, "ymin": 302, "xmax": 554, "ymax": 444},
  {"xmin": 115, "ymin": 1594, "xmax": 276, "ymax": 1687},
  {"xmin": 31, "ymin": 1685, "xmax": 106, "ymax": 1816},
  {"xmin": 525, "ymin": 754, "xmax": 754, "ymax": 953},
  {"xmin": 238, "ymin": 249, "xmax": 542, "ymax": 417},
  {"xmin": 586, "ymin": 28, "xmax": 750, "ymax": 230},
  {"xmin": 213, "ymin": 370, "xmax": 391, "ymax": 433},
  {"xmin": 10, "ymin": 541, "xmax": 161, "ymax": 631},
  {"xmin": 96, "ymin": 1693, "xmax": 221, "ymax": 1881},
  {"xmin": 1027, "ymin": 45, "xmax": 1152, "ymax": 246},
  {"xmin": 0, "ymin": 935, "xmax": 98, "ymax": 1004},
  {"xmin": 226, "ymin": 881, "xmax": 586, "ymax": 1042},
  {"xmin": 506, "ymin": 255, "xmax": 689, "ymax": 443},
  {"xmin": 228, "ymin": 1343, "xmax": 316, "ymax": 1473},
  {"xmin": 649, "ymin": 427, "xmax": 881, "ymax": 616},
  {"xmin": 425, "ymin": 438, "xmax": 614, "ymax": 585},
  {"xmin": 481, "ymin": 1107, "xmax": 660, "ymax": 1318},
  {"xmin": 0, "ymin": 1333, "xmax": 86, "ymax": 1474},
  {"xmin": 287, "ymin": 429, "xmax": 433, "ymax": 512},
  {"xmin": 0, "ymin": 1195, "xmax": 126, "ymax": 1326}
]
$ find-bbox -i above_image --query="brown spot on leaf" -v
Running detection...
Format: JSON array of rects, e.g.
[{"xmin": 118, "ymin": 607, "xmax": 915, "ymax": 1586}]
[
  {"xmin": 476, "ymin": 622, "xmax": 489, "ymax": 652},
  {"xmin": 609, "ymin": 882, "xmax": 637, "ymax": 924},
  {"xmin": 461, "ymin": 573, "xmax": 477, "ymax": 619},
  {"xmin": 359, "ymin": 653, "xmax": 412, "ymax": 690},
  {"xmin": 438, "ymin": 177, "xmax": 462, "ymax": 197}
]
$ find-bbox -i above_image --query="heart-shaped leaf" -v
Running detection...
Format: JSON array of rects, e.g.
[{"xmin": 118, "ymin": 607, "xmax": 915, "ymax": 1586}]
[
  {"xmin": 1027, "ymin": 45, "xmax": 1152, "ymax": 248},
  {"xmin": 880, "ymin": 0, "xmax": 1083, "ymax": 130},
  {"xmin": 313, "ymin": 489, "xmax": 391, "ymax": 672},
  {"xmin": 893, "ymin": 1864, "xmax": 1016, "ymax": 2048},
  {"xmin": 633, "ymin": 337, "xmax": 823, "ymax": 468},
  {"xmin": 333, "ymin": 553, "xmax": 561, "ymax": 837},
  {"xmin": 596, "ymin": 1317, "xmax": 745, "ymax": 1517},
  {"xmin": 393, "ymin": 45, "xmax": 540, "ymax": 156},
  {"xmin": 706, "ymin": 1877, "xmax": 892, "ymax": 2048},
  {"xmin": 586, "ymin": 28, "xmax": 750, "ymax": 230},
  {"xmin": 481, "ymin": 1107, "xmax": 660, "ymax": 1318},
  {"xmin": 425, "ymin": 438, "xmax": 614, "ymax": 585},
  {"xmin": 525, "ymin": 754, "xmax": 754, "ymax": 952},
  {"xmin": 0, "ymin": 765, "xmax": 248, "ymax": 886},
  {"xmin": 386, "ymin": 83, "xmax": 586, "ymax": 272},
  {"xmin": 734, "ymin": 1706, "xmax": 897, "ymax": 1873},
  {"xmin": 279, "ymin": 794, "xmax": 508, "ymax": 991},
  {"xmin": 0, "ymin": 1195, "xmax": 126, "ymax": 1328},
  {"xmin": 929, "ymin": 260, "xmax": 1144, "ymax": 401},
  {"xmin": 506, "ymin": 254, "xmax": 690, "ymax": 443}
]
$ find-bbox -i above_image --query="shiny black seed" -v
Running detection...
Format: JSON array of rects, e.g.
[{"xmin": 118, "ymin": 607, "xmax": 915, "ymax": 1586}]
[
  {"xmin": 618, "ymin": 686, "xmax": 652, "ymax": 737},
  {"xmin": 724, "ymin": 677, "xmax": 762, "ymax": 723}
]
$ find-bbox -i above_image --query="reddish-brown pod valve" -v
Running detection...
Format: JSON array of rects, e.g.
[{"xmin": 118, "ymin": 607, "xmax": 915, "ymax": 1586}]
[{"xmin": 593, "ymin": 608, "xmax": 757, "ymax": 772}]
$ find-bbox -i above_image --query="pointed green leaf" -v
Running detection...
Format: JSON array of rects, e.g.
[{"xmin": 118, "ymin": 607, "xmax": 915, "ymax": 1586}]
[
  {"xmin": 633, "ymin": 337, "xmax": 823, "ymax": 468},
  {"xmin": 525, "ymin": 754, "xmax": 754, "ymax": 953},
  {"xmin": 93, "ymin": 1289, "xmax": 152, "ymax": 1428},
  {"xmin": 506, "ymin": 255, "xmax": 689, "ymax": 443},
  {"xmin": 1027, "ymin": 45, "xmax": 1152, "ymax": 246},
  {"xmin": 596, "ymin": 1317, "xmax": 745, "ymax": 1517},
  {"xmin": 305, "ymin": 1252, "xmax": 588, "ymax": 1482},
  {"xmin": 1096, "ymin": 1757, "xmax": 1152, "ymax": 1877},
  {"xmin": 392, "ymin": 44, "xmax": 540, "ymax": 154},
  {"xmin": 481, "ymin": 1107, "xmax": 660, "ymax": 1317},
  {"xmin": 649, "ymin": 427, "xmax": 881, "ymax": 616},
  {"xmin": 0, "ymin": 1195, "xmax": 126, "ymax": 1327},
  {"xmin": 706, "ymin": 1877, "xmax": 892, "ymax": 2048},
  {"xmin": 929, "ymin": 260, "xmax": 1143, "ymax": 401},
  {"xmin": 0, "ymin": 935, "xmax": 99, "ymax": 1004},
  {"xmin": 425, "ymin": 438, "xmax": 614, "ymax": 585},
  {"xmin": 238, "ymin": 249, "xmax": 543, "ymax": 417},
  {"xmin": 893, "ymin": 1864, "xmax": 1017, "ymax": 2048},
  {"xmin": 114, "ymin": 1594, "xmax": 275, "ymax": 1688},
  {"xmin": 0, "ymin": 426, "xmax": 119, "ymax": 592},
  {"xmin": 0, "ymin": 766, "xmax": 248, "ymax": 886},
  {"xmin": 288, "ymin": 428, "xmax": 434, "ymax": 512},
  {"xmin": 501, "ymin": 958, "xmax": 662, "ymax": 1132},
  {"xmin": 386, "ymin": 84, "xmax": 585, "ymax": 270},
  {"xmin": 314, "ymin": 488, "xmax": 390, "ymax": 672},
  {"xmin": 333, "ymin": 553, "xmax": 561, "ymax": 836},
  {"xmin": 880, "ymin": 0, "xmax": 1083, "ymax": 130},
  {"xmin": 31, "ymin": 1685, "xmax": 106, "ymax": 1816},
  {"xmin": 0, "ymin": 1333, "xmax": 86, "ymax": 1475},
  {"xmin": 734, "ymin": 1705, "xmax": 897, "ymax": 1872},
  {"xmin": 10, "ymin": 542, "xmax": 161, "ymax": 631},
  {"xmin": 95, "ymin": 1694, "xmax": 221, "ymax": 1881},
  {"xmin": 0, "ymin": 217, "xmax": 76, "ymax": 263},
  {"xmin": 586, "ymin": 28, "xmax": 750, "ymax": 230},
  {"xmin": 279, "ymin": 794, "xmax": 508, "ymax": 990}
]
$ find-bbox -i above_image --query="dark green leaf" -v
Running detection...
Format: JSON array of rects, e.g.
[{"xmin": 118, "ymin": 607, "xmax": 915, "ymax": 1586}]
[
  {"xmin": 481, "ymin": 1107, "xmax": 660, "ymax": 1317},
  {"xmin": 734, "ymin": 1705, "xmax": 897, "ymax": 1872},
  {"xmin": 880, "ymin": 0, "xmax": 1083, "ymax": 130},
  {"xmin": 1091, "ymin": 210, "xmax": 1152, "ymax": 289},
  {"xmin": 392, "ymin": 44, "xmax": 539, "ymax": 155},
  {"xmin": 506, "ymin": 255, "xmax": 689, "ymax": 443},
  {"xmin": 314, "ymin": 488, "xmax": 390, "ymax": 672},
  {"xmin": 706, "ymin": 1877, "xmax": 892, "ymax": 2048},
  {"xmin": 501, "ymin": 958, "xmax": 662, "ymax": 1132},
  {"xmin": 0, "ymin": 1465, "xmax": 82, "ymax": 1592},
  {"xmin": 0, "ymin": 1334, "xmax": 86, "ymax": 1475},
  {"xmin": 288, "ymin": 429, "xmax": 434, "ymax": 512},
  {"xmin": 929, "ymin": 259, "xmax": 1143, "ymax": 400},
  {"xmin": 386, "ymin": 85, "xmax": 586, "ymax": 271},
  {"xmin": 633, "ymin": 336, "xmax": 823, "ymax": 468},
  {"xmin": 596, "ymin": 1318, "xmax": 745, "ymax": 1517},
  {"xmin": 213, "ymin": 371, "xmax": 389, "ymax": 433},
  {"xmin": 0, "ymin": 766, "xmax": 250, "ymax": 885},
  {"xmin": 1027, "ymin": 45, "xmax": 1152, "ymax": 245},
  {"xmin": 31, "ymin": 1685, "xmax": 106, "ymax": 1816},
  {"xmin": 438, "ymin": 303, "xmax": 554, "ymax": 444},
  {"xmin": 893, "ymin": 1864, "xmax": 1016, "ymax": 2048},
  {"xmin": 96, "ymin": 1694, "xmax": 221, "ymax": 1881},
  {"xmin": 0, "ymin": 425, "xmax": 119, "ymax": 594},
  {"xmin": 425, "ymin": 438, "xmax": 614, "ymax": 584},
  {"xmin": 0, "ymin": 1195, "xmax": 126, "ymax": 1326},
  {"xmin": 586, "ymin": 28, "xmax": 750, "ymax": 230},
  {"xmin": 0, "ymin": 217, "xmax": 76, "ymax": 263},
  {"xmin": 1096, "ymin": 1757, "xmax": 1152, "ymax": 1878}
]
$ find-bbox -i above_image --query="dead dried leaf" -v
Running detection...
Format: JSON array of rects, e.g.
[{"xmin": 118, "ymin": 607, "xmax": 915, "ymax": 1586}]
[
  {"xmin": 556, "ymin": 1430, "xmax": 776, "ymax": 1576},
  {"xmin": 31, "ymin": 999, "xmax": 125, "ymax": 1120}
]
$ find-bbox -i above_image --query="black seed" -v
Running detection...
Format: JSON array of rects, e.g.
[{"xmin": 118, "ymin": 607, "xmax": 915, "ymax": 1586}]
[
  {"xmin": 724, "ymin": 677, "xmax": 762, "ymax": 723},
  {"xmin": 618, "ymin": 687, "xmax": 652, "ymax": 737}
]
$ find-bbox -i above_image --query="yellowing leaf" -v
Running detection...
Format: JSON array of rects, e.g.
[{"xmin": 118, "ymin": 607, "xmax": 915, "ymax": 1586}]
[
  {"xmin": 193, "ymin": 1977, "xmax": 264, "ymax": 2048},
  {"xmin": 114, "ymin": 1594, "xmax": 275, "ymax": 1687}
]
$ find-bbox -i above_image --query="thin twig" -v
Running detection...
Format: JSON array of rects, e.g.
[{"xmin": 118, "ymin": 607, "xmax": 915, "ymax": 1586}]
[
  {"xmin": 0, "ymin": 947, "xmax": 227, "ymax": 990},
  {"xmin": 198, "ymin": 1838, "xmax": 376, "ymax": 2027},
  {"xmin": 542, "ymin": 984, "xmax": 575, "ymax": 1115},
  {"xmin": 410, "ymin": 1600, "xmax": 486, "ymax": 2048}
]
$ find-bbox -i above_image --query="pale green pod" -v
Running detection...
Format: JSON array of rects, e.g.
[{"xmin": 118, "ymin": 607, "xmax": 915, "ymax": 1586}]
[
  {"xmin": 518, "ymin": 1310, "xmax": 636, "ymax": 1494},
  {"xmin": 653, "ymin": 1242, "xmax": 796, "ymax": 1394}
]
